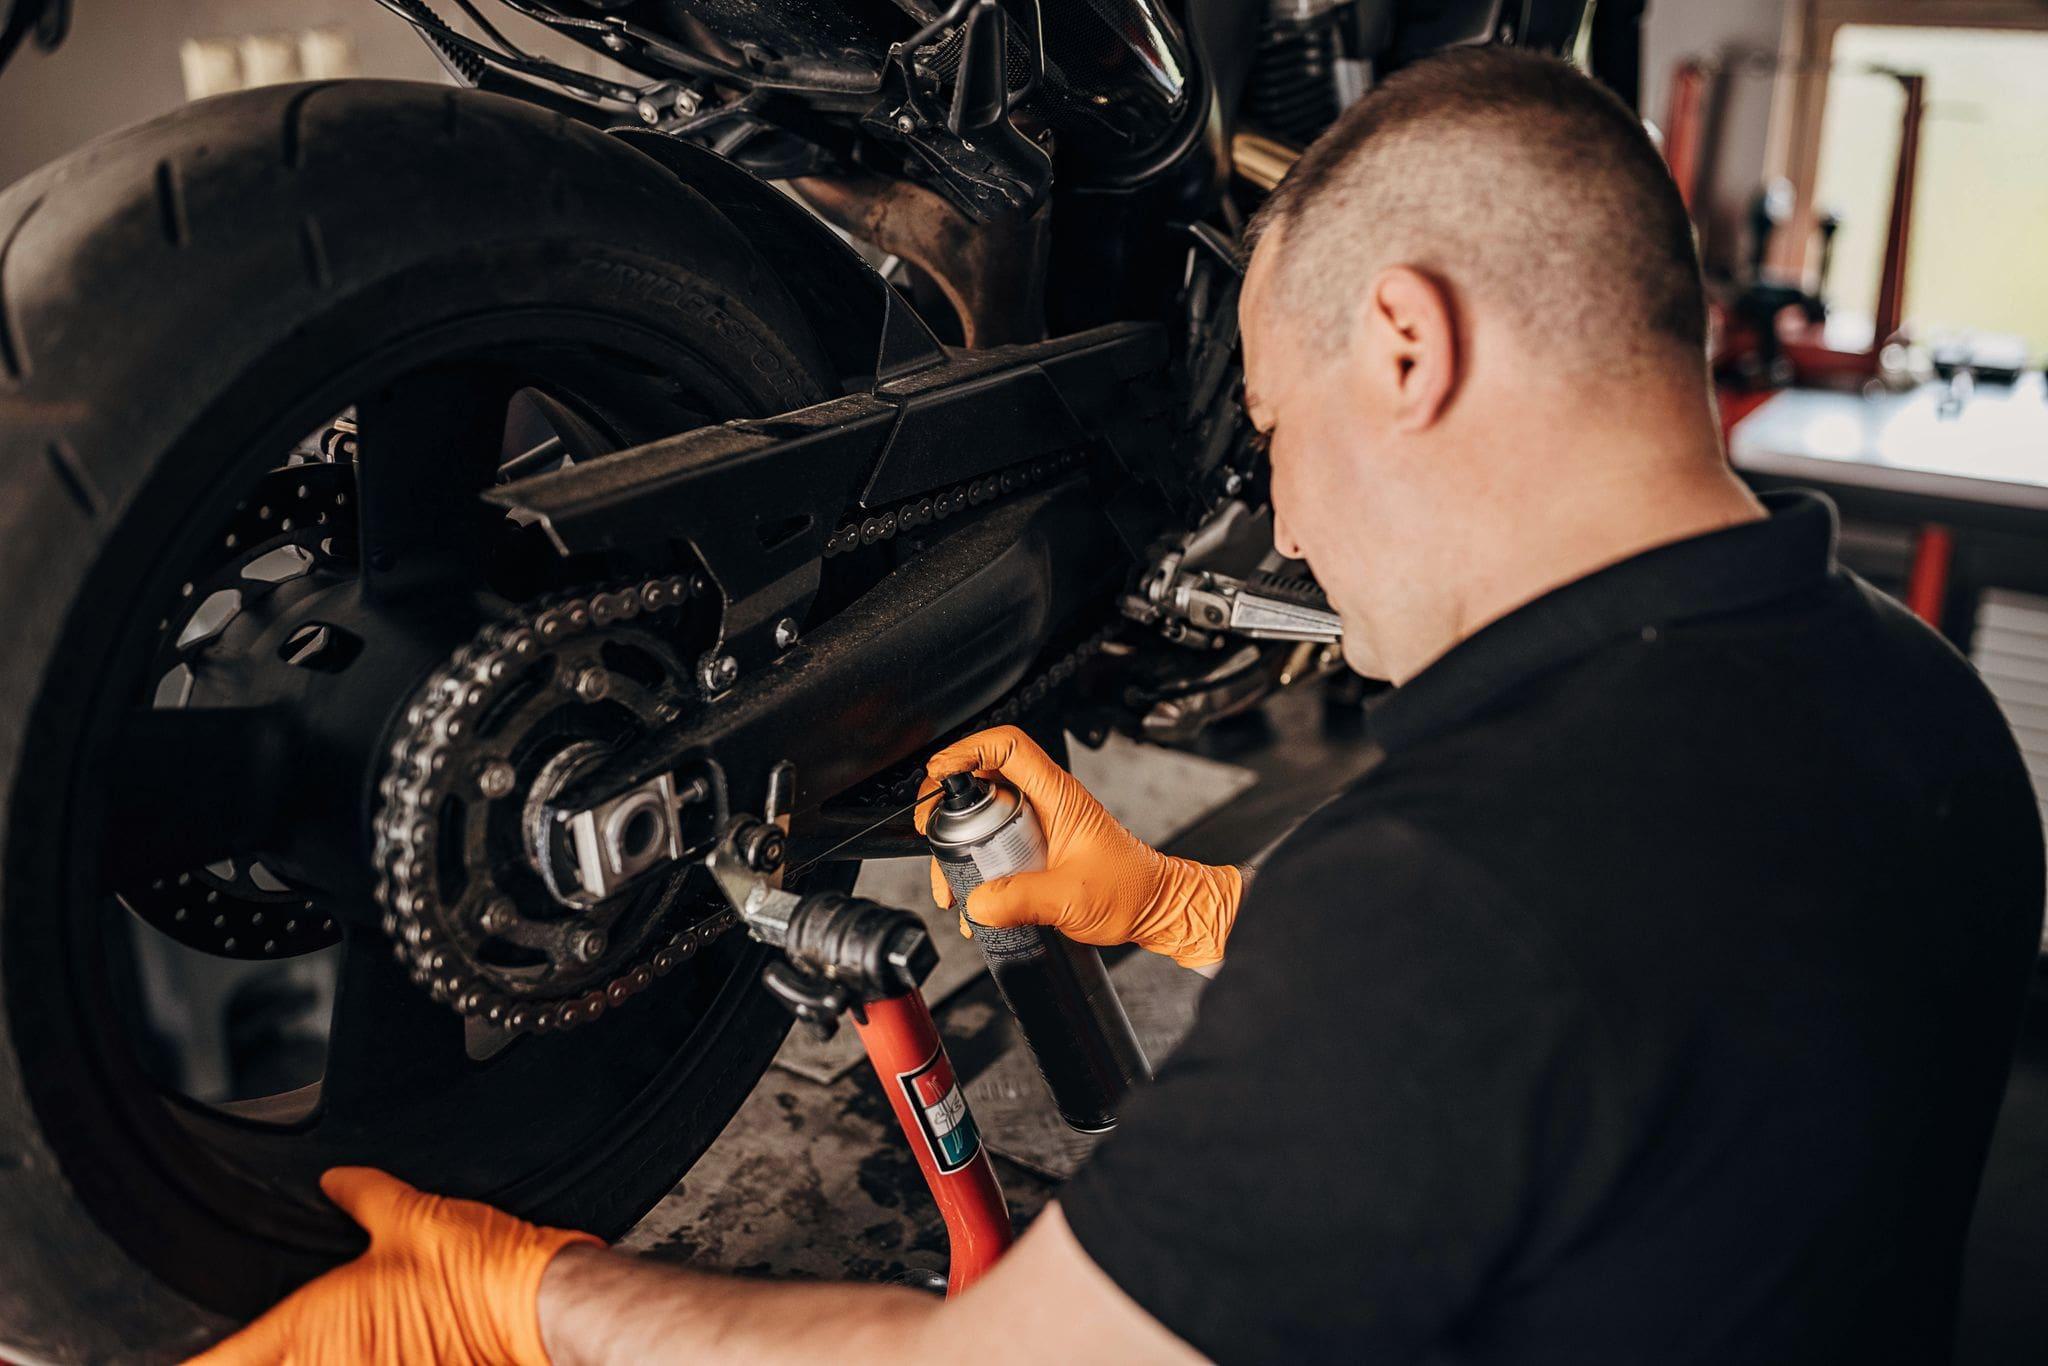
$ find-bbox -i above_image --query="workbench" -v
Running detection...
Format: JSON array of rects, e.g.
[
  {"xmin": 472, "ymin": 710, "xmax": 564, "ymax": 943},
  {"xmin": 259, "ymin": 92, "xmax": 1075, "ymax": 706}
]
[{"xmin": 1731, "ymin": 374, "xmax": 2048, "ymax": 639}]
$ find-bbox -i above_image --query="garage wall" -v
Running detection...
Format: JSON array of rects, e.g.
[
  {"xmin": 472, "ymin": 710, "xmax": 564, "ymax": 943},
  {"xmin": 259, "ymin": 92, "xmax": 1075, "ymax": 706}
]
[
  {"xmin": 6, "ymin": 0, "xmax": 1801, "ymax": 259},
  {"xmin": 0, "ymin": 0, "xmax": 626, "ymax": 189},
  {"xmin": 0, "ymin": 1, "xmax": 449, "ymax": 186},
  {"xmin": 1641, "ymin": 0, "xmax": 1792, "ymax": 277}
]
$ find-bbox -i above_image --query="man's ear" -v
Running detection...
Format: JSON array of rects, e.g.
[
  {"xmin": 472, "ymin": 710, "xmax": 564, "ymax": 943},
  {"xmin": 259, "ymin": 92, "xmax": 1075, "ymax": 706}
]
[{"xmin": 1360, "ymin": 265, "xmax": 1458, "ymax": 432}]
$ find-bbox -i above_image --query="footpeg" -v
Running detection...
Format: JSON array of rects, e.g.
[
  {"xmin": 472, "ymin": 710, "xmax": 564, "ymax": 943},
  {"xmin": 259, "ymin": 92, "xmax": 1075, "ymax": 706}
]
[{"xmin": 1127, "ymin": 565, "xmax": 1342, "ymax": 646}]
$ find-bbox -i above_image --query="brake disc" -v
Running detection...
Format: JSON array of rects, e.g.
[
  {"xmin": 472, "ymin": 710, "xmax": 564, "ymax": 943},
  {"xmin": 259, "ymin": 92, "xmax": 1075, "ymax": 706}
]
[
  {"xmin": 117, "ymin": 870, "xmax": 336, "ymax": 960},
  {"xmin": 118, "ymin": 458, "xmax": 357, "ymax": 960}
]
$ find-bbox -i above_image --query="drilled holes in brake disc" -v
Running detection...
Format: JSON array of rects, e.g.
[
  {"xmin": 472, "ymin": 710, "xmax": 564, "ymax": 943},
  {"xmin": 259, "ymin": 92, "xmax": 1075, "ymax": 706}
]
[{"xmin": 117, "ymin": 459, "xmax": 358, "ymax": 961}]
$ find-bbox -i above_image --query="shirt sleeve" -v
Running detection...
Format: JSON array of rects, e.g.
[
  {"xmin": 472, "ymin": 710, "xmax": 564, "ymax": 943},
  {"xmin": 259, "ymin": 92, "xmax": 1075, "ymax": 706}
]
[{"xmin": 1059, "ymin": 808, "xmax": 1610, "ymax": 1364}]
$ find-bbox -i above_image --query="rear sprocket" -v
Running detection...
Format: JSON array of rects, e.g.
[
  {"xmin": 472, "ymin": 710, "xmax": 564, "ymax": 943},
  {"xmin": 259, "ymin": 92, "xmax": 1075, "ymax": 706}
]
[{"xmin": 372, "ymin": 575, "xmax": 741, "ymax": 1034}]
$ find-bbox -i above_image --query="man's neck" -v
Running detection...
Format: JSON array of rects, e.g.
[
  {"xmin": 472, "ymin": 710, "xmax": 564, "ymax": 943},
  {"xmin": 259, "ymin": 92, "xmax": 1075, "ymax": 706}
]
[
  {"xmin": 1451, "ymin": 465, "xmax": 1764, "ymax": 640},
  {"xmin": 1390, "ymin": 411, "xmax": 1763, "ymax": 684}
]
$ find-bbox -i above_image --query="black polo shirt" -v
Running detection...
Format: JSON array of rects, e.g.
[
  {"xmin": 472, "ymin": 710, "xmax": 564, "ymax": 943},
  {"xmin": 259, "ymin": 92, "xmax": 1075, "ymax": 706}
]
[{"xmin": 1060, "ymin": 492, "xmax": 2043, "ymax": 1365}]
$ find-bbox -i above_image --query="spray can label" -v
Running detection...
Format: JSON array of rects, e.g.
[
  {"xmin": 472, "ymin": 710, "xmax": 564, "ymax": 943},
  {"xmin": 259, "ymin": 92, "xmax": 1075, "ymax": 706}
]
[
  {"xmin": 898, "ymin": 1046, "xmax": 982, "ymax": 1174},
  {"xmin": 934, "ymin": 792, "xmax": 1048, "ymax": 920}
]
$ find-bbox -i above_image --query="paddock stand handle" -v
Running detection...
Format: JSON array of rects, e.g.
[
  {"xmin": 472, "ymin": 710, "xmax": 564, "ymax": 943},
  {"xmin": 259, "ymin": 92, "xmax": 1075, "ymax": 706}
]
[{"xmin": 853, "ymin": 990, "xmax": 1014, "ymax": 1294}]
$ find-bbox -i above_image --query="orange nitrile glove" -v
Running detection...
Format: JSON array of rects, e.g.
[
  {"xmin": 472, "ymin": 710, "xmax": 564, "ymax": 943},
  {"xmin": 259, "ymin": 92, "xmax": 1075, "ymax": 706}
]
[
  {"xmin": 916, "ymin": 726, "xmax": 1242, "ymax": 970},
  {"xmin": 187, "ymin": 1167, "xmax": 601, "ymax": 1366}
]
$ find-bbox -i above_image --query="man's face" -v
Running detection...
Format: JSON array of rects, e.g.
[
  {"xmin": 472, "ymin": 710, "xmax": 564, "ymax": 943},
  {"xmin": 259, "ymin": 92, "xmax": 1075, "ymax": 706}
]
[{"xmin": 1240, "ymin": 237, "xmax": 1395, "ymax": 679}]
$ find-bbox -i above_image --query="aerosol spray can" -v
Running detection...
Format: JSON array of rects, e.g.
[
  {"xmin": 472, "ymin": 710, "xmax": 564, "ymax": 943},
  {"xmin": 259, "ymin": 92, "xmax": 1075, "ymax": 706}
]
[{"xmin": 926, "ymin": 772, "xmax": 1152, "ymax": 1132}]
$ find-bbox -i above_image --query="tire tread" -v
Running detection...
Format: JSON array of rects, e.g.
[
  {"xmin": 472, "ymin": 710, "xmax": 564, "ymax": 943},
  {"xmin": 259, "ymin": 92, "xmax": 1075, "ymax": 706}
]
[
  {"xmin": 279, "ymin": 81, "xmax": 340, "ymax": 170},
  {"xmin": 0, "ymin": 191, "xmax": 42, "ymax": 383},
  {"xmin": 42, "ymin": 437, "xmax": 100, "ymax": 519},
  {"xmin": 151, "ymin": 157, "xmax": 187, "ymax": 247},
  {"xmin": 297, "ymin": 215, "xmax": 331, "ymax": 290}
]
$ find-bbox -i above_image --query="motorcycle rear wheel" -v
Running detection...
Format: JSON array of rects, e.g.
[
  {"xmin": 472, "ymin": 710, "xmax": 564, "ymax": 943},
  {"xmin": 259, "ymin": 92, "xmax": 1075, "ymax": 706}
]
[{"xmin": 0, "ymin": 80, "xmax": 844, "ymax": 1361}]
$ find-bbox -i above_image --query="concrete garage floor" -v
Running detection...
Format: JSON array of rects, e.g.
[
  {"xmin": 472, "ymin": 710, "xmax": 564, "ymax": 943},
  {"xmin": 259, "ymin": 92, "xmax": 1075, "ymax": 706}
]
[
  {"xmin": 619, "ymin": 685, "xmax": 2048, "ymax": 1362},
  {"xmin": 618, "ymin": 685, "xmax": 1378, "ymax": 1281}
]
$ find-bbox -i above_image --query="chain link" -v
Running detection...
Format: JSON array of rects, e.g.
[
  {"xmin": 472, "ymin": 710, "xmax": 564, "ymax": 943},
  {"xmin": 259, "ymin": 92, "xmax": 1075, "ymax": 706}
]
[{"xmin": 821, "ymin": 450, "xmax": 1087, "ymax": 557}]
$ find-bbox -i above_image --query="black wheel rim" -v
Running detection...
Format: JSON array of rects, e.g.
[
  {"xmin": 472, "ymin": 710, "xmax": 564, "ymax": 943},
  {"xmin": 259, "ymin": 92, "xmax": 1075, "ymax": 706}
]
[{"xmin": 21, "ymin": 306, "xmax": 808, "ymax": 1311}]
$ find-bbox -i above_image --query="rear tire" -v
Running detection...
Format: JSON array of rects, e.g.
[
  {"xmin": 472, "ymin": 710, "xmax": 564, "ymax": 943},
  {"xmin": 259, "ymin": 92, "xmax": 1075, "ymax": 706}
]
[{"xmin": 0, "ymin": 81, "xmax": 836, "ymax": 1361}]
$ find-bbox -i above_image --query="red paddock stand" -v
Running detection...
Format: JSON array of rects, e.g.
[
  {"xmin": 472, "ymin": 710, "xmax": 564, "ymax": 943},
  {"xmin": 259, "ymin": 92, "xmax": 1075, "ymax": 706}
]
[
  {"xmin": 707, "ymin": 819, "xmax": 1014, "ymax": 1294},
  {"xmin": 854, "ymin": 992, "xmax": 1014, "ymax": 1294}
]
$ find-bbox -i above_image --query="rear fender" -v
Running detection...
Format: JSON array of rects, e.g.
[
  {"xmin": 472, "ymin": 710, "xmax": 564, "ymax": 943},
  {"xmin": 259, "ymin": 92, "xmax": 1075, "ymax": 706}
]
[{"xmin": 609, "ymin": 129, "xmax": 947, "ymax": 390}]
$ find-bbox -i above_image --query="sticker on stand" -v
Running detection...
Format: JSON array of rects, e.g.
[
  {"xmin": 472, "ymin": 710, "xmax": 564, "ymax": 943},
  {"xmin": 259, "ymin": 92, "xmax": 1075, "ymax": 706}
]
[{"xmin": 898, "ymin": 1047, "xmax": 982, "ymax": 1174}]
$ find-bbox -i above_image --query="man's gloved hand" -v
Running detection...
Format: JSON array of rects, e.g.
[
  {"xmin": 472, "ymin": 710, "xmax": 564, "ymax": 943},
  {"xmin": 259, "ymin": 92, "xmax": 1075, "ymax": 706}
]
[
  {"xmin": 917, "ymin": 726, "xmax": 1241, "ymax": 969},
  {"xmin": 188, "ymin": 1166, "xmax": 601, "ymax": 1366}
]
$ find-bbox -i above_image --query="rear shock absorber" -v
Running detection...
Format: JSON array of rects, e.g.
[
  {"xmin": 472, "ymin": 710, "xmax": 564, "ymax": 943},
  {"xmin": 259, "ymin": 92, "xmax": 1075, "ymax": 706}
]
[{"xmin": 1247, "ymin": 0, "xmax": 1348, "ymax": 146}]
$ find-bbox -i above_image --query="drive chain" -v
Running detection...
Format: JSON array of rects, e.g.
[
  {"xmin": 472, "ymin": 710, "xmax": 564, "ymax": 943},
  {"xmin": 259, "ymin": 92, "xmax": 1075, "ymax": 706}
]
[
  {"xmin": 373, "ymin": 450, "xmax": 1099, "ymax": 1030},
  {"xmin": 821, "ymin": 450, "xmax": 1088, "ymax": 556}
]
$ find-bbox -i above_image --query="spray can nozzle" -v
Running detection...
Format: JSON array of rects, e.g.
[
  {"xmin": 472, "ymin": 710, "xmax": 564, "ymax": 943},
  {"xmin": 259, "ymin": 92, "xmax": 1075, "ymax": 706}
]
[{"xmin": 938, "ymin": 773, "xmax": 986, "ymax": 811}]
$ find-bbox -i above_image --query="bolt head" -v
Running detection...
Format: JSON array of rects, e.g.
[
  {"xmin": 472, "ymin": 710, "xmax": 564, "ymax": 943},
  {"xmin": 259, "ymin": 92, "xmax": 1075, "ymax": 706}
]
[
  {"xmin": 571, "ymin": 928, "xmax": 608, "ymax": 963},
  {"xmin": 572, "ymin": 666, "xmax": 611, "ymax": 703},
  {"xmin": 674, "ymin": 87, "xmax": 702, "ymax": 116},
  {"xmin": 698, "ymin": 653, "xmax": 739, "ymax": 695},
  {"xmin": 894, "ymin": 113, "xmax": 916, "ymax": 133},
  {"xmin": 476, "ymin": 759, "xmax": 517, "ymax": 800},
  {"xmin": 773, "ymin": 617, "xmax": 800, "ymax": 650},
  {"xmin": 635, "ymin": 98, "xmax": 661, "ymax": 124},
  {"xmin": 602, "ymin": 31, "xmax": 628, "ymax": 51},
  {"xmin": 479, "ymin": 897, "xmax": 518, "ymax": 935},
  {"xmin": 740, "ymin": 823, "xmax": 786, "ymax": 873}
]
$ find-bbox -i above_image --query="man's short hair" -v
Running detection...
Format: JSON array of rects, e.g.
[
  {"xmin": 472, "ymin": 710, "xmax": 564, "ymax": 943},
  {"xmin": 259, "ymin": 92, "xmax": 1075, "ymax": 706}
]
[{"xmin": 1246, "ymin": 46, "xmax": 1706, "ymax": 372}]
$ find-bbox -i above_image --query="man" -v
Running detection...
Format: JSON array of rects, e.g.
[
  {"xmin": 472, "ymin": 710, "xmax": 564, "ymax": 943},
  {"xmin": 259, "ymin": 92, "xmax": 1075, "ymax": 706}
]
[{"xmin": 198, "ymin": 46, "xmax": 2043, "ymax": 1366}]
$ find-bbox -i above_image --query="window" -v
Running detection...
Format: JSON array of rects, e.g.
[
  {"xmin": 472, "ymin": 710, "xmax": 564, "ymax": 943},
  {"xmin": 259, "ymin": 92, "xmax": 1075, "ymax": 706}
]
[{"xmin": 1787, "ymin": 15, "xmax": 2048, "ymax": 352}]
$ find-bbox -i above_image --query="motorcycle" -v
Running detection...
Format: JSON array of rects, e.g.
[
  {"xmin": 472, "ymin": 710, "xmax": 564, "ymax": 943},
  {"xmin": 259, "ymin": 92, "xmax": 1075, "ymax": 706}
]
[{"xmin": 0, "ymin": 0, "xmax": 1635, "ymax": 1356}]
